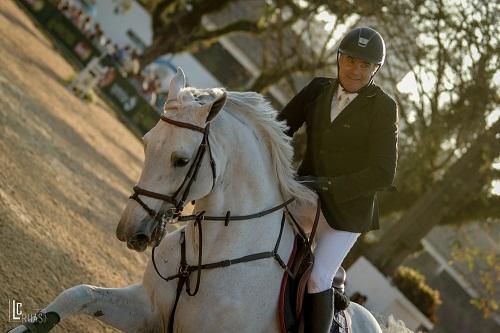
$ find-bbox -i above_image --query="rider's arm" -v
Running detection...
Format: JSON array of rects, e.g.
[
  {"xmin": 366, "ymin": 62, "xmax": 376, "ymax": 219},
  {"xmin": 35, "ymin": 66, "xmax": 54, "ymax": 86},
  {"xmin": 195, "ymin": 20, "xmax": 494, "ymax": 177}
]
[{"xmin": 277, "ymin": 78, "xmax": 323, "ymax": 137}]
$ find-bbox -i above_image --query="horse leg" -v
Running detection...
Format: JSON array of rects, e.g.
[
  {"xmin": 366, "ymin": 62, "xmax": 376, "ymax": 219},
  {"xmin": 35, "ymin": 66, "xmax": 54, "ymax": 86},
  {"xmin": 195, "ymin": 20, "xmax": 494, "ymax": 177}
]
[{"xmin": 8, "ymin": 283, "xmax": 162, "ymax": 333}]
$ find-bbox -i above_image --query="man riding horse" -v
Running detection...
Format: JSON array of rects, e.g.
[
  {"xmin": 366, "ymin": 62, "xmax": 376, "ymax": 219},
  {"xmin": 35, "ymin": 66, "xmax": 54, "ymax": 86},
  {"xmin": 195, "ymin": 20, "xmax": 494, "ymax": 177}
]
[
  {"xmin": 278, "ymin": 26, "xmax": 399, "ymax": 333},
  {"xmin": 8, "ymin": 27, "xmax": 393, "ymax": 333}
]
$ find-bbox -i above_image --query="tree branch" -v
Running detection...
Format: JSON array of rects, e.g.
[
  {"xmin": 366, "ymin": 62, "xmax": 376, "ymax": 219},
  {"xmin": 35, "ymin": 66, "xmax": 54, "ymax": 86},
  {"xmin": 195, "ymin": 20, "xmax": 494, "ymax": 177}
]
[{"xmin": 191, "ymin": 19, "xmax": 263, "ymax": 43}]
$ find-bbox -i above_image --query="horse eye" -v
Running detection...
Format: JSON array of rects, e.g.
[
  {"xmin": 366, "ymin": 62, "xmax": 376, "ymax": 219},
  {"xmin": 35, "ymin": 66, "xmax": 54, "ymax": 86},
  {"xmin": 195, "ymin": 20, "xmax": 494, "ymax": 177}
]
[{"xmin": 173, "ymin": 157, "xmax": 190, "ymax": 168}]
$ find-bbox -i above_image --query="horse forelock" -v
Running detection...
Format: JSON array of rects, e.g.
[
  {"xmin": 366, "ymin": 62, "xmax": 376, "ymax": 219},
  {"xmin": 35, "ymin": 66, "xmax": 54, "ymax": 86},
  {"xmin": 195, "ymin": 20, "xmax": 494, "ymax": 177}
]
[{"xmin": 162, "ymin": 87, "xmax": 224, "ymax": 126}]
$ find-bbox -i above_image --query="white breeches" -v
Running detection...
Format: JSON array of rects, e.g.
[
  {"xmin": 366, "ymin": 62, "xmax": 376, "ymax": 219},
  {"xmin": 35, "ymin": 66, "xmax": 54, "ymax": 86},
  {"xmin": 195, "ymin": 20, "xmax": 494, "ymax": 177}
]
[{"xmin": 307, "ymin": 216, "xmax": 360, "ymax": 294}]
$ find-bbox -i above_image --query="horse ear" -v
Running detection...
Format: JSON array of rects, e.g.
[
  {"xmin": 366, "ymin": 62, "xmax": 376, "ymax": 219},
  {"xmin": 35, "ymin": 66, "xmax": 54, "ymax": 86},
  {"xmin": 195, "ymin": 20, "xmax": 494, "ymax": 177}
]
[
  {"xmin": 206, "ymin": 91, "xmax": 227, "ymax": 122},
  {"xmin": 167, "ymin": 67, "xmax": 186, "ymax": 102}
]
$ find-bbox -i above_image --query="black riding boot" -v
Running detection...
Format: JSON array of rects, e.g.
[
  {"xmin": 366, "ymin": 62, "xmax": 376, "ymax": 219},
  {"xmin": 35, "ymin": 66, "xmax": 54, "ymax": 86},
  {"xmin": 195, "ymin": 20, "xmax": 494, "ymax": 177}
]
[{"xmin": 304, "ymin": 288, "xmax": 334, "ymax": 333}]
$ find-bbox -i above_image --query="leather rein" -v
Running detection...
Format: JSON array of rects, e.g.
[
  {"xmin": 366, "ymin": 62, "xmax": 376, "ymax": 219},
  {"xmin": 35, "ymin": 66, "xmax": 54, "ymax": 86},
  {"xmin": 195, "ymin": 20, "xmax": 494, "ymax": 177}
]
[{"xmin": 128, "ymin": 113, "xmax": 321, "ymax": 333}]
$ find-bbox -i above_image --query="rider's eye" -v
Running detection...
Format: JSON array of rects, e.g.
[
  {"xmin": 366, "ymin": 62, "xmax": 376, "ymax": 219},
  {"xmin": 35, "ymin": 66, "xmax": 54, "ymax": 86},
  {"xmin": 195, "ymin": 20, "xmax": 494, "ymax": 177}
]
[{"xmin": 173, "ymin": 157, "xmax": 190, "ymax": 168}]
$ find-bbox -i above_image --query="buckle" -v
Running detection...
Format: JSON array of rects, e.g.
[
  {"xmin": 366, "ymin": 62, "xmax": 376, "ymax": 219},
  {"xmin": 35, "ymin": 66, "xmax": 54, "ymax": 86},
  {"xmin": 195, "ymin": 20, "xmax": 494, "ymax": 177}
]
[
  {"xmin": 164, "ymin": 207, "xmax": 179, "ymax": 224},
  {"xmin": 178, "ymin": 264, "xmax": 190, "ymax": 277}
]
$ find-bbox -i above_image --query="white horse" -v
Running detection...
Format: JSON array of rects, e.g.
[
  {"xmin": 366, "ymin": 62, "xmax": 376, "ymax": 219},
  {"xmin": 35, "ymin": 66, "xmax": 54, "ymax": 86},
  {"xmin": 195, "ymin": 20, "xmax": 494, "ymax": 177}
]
[{"xmin": 9, "ymin": 68, "xmax": 382, "ymax": 333}]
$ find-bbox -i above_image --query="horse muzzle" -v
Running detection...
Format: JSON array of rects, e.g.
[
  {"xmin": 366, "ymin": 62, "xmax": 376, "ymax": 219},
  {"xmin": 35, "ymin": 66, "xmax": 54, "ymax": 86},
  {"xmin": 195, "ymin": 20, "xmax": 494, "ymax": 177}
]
[{"xmin": 121, "ymin": 208, "xmax": 177, "ymax": 252}]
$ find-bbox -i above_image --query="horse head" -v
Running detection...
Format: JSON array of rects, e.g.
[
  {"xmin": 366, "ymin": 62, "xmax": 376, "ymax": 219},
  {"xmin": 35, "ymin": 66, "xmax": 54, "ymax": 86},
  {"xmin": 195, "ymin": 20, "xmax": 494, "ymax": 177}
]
[{"xmin": 116, "ymin": 68, "xmax": 227, "ymax": 251}]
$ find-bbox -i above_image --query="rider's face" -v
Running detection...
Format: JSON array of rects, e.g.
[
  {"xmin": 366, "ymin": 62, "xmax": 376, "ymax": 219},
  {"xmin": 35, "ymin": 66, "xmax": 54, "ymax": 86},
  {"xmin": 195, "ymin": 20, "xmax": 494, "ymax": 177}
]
[{"xmin": 338, "ymin": 53, "xmax": 378, "ymax": 92}]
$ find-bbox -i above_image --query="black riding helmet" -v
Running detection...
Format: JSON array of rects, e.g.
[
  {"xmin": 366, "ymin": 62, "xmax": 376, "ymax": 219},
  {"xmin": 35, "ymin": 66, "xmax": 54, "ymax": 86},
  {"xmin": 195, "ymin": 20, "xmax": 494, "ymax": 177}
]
[
  {"xmin": 337, "ymin": 26, "xmax": 386, "ymax": 91},
  {"xmin": 338, "ymin": 26, "xmax": 386, "ymax": 65}
]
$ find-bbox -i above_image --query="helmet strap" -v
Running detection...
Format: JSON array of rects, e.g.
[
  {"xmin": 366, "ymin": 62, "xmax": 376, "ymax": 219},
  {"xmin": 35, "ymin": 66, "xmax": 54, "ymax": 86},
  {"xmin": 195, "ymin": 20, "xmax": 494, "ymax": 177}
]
[{"xmin": 367, "ymin": 64, "xmax": 381, "ymax": 87}]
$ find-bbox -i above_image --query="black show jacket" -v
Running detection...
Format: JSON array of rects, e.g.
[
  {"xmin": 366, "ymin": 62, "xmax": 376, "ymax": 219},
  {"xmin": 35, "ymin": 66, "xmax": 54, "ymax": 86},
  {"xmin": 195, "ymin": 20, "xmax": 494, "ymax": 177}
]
[{"xmin": 278, "ymin": 77, "xmax": 398, "ymax": 233}]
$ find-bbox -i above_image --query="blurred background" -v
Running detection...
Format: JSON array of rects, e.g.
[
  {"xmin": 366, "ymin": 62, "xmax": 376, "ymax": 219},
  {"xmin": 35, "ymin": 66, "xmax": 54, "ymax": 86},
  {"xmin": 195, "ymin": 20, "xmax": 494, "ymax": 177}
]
[{"xmin": 1, "ymin": 0, "xmax": 498, "ymax": 332}]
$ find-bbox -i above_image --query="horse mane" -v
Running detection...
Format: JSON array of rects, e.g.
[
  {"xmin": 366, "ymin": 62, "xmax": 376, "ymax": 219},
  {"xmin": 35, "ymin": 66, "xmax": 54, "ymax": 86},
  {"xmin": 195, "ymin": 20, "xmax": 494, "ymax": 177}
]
[{"xmin": 224, "ymin": 91, "xmax": 316, "ymax": 205}]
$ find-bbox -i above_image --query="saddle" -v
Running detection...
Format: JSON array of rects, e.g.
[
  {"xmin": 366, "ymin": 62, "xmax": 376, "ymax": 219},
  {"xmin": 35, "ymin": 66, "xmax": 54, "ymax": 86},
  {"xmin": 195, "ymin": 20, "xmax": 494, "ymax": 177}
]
[{"xmin": 277, "ymin": 233, "xmax": 350, "ymax": 333}]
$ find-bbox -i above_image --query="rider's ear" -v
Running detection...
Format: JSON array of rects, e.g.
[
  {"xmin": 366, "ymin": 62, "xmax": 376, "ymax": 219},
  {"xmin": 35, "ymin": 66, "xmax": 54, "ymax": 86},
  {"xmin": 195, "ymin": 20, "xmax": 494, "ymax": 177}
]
[{"xmin": 206, "ymin": 91, "xmax": 227, "ymax": 123}]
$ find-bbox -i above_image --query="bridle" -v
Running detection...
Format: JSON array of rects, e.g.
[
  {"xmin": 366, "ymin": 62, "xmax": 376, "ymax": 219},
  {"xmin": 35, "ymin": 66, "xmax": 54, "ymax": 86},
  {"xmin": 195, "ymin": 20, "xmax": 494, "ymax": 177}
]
[
  {"xmin": 129, "ymin": 114, "xmax": 217, "ymax": 246},
  {"xmin": 127, "ymin": 103, "xmax": 321, "ymax": 333}
]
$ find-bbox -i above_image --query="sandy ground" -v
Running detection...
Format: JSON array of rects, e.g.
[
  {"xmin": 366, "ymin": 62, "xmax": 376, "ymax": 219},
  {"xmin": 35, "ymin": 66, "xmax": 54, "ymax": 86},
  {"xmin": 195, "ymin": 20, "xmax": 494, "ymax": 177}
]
[{"xmin": 0, "ymin": 2, "xmax": 149, "ymax": 331}]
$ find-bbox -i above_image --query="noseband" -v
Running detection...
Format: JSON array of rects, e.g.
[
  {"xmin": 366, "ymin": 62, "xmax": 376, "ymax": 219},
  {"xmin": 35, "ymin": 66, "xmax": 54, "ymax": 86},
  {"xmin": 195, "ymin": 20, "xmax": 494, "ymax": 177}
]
[{"xmin": 129, "ymin": 115, "xmax": 216, "ymax": 244}]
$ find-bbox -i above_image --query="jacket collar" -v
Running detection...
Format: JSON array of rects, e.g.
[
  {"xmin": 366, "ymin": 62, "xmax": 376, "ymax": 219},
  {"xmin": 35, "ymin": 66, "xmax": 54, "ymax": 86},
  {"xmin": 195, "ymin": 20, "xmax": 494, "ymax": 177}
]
[
  {"xmin": 330, "ymin": 78, "xmax": 379, "ymax": 97},
  {"xmin": 328, "ymin": 78, "xmax": 379, "ymax": 124}
]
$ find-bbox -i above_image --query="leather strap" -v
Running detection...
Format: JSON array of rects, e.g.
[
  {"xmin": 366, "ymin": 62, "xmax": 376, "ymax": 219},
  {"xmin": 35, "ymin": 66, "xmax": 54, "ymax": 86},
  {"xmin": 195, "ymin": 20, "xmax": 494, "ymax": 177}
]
[
  {"xmin": 160, "ymin": 115, "xmax": 206, "ymax": 134},
  {"xmin": 132, "ymin": 186, "xmax": 177, "ymax": 206},
  {"xmin": 284, "ymin": 196, "xmax": 321, "ymax": 252},
  {"xmin": 155, "ymin": 210, "xmax": 291, "ymax": 333},
  {"xmin": 178, "ymin": 198, "xmax": 295, "ymax": 222},
  {"xmin": 129, "ymin": 192, "xmax": 157, "ymax": 218},
  {"xmin": 130, "ymin": 122, "xmax": 216, "ymax": 228},
  {"xmin": 167, "ymin": 231, "xmax": 187, "ymax": 333}
]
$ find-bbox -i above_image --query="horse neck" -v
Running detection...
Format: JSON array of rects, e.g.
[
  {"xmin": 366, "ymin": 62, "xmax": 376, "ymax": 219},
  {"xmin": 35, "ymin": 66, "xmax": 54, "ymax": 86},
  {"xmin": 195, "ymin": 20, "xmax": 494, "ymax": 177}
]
[
  {"xmin": 187, "ymin": 112, "xmax": 287, "ymax": 257},
  {"xmin": 200, "ymin": 112, "xmax": 284, "ymax": 213}
]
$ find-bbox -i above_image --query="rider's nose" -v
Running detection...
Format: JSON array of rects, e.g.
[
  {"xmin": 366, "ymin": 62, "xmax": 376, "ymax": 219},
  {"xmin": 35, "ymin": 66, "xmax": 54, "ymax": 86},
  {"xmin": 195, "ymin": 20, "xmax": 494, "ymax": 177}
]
[{"xmin": 351, "ymin": 65, "xmax": 361, "ymax": 76}]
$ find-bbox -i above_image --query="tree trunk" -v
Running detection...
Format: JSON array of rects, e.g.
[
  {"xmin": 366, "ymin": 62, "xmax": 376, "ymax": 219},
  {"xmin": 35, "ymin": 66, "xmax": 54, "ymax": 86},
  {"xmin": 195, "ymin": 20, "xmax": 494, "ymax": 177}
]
[
  {"xmin": 140, "ymin": 20, "xmax": 263, "ymax": 69},
  {"xmin": 141, "ymin": 0, "xmax": 245, "ymax": 69},
  {"xmin": 365, "ymin": 120, "xmax": 500, "ymax": 276},
  {"xmin": 139, "ymin": 43, "xmax": 174, "ymax": 69}
]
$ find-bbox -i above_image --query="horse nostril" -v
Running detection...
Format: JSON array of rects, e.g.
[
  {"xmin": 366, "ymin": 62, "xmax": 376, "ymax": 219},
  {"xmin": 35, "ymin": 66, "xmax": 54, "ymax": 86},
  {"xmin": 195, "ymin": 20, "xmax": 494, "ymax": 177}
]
[
  {"xmin": 130, "ymin": 233, "xmax": 149, "ymax": 245},
  {"xmin": 127, "ymin": 233, "xmax": 150, "ymax": 252}
]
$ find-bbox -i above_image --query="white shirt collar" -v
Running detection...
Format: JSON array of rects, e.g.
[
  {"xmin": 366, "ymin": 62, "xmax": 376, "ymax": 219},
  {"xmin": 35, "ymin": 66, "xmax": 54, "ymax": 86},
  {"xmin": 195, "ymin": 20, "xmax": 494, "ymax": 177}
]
[
  {"xmin": 330, "ymin": 85, "xmax": 359, "ymax": 122},
  {"xmin": 337, "ymin": 86, "xmax": 358, "ymax": 101}
]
